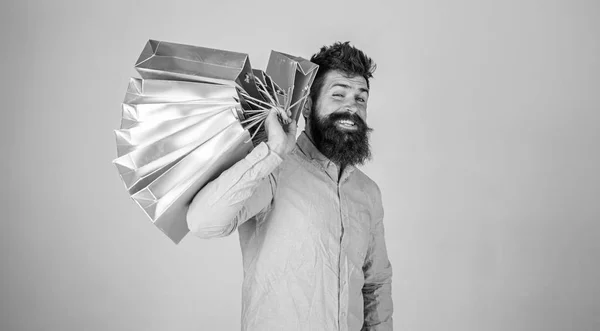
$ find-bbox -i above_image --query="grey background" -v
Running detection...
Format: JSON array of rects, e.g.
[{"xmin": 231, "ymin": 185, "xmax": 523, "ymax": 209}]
[{"xmin": 1, "ymin": 0, "xmax": 599, "ymax": 330}]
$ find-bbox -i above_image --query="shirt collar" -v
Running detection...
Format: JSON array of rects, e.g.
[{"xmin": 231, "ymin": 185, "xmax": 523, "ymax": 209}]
[{"xmin": 296, "ymin": 131, "xmax": 355, "ymax": 182}]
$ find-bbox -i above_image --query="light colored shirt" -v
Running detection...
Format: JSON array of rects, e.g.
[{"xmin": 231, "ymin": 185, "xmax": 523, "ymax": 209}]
[{"xmin": 187, "ymin": 131, "xmax": 393, "ymax": 330}]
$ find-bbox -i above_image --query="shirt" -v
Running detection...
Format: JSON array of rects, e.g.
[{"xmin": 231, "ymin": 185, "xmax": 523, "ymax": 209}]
[{"xmin": 187, "ymin": 131, "xmax": 393, "ymax": 330}]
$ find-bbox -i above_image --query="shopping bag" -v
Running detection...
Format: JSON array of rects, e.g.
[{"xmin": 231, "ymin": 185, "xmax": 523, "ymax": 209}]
[
  {"xmin": 131, "ymin": 120, "xmax": 252, "ymax": 243},
  {"xmin": 134, "ymin": 39, "xmax": 263, "ymax": 102},
  {"xmin": 114, "ymin": 106, "xmax": 242, "ymax": 194},
  {"xmin": 114, "ymin": 39, "xmax": 320, "ymax": 244},
  {"xmin": 266, "ymin": 51, "xmax": 319, "ymax": 122}
]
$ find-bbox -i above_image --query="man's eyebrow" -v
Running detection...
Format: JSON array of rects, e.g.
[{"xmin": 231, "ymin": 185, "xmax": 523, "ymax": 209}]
[{"xmin": 329, "ymin": 83, "xmax": 370, "ymax": 94}]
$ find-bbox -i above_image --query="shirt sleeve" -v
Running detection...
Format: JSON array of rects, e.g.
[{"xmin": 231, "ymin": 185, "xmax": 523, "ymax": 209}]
[
  {"xmin": 186, "ymin": 141, "xmax": 283, "ymax": 238},
  {"xmin": 362, "ymin": 186, "xmax": 394, "ymax": 330}
]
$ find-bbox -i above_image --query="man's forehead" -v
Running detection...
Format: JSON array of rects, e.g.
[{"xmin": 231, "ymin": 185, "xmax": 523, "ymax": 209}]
[{"xmin": 323, "ymin": 71, "xmax": 369, "ymax": 91}]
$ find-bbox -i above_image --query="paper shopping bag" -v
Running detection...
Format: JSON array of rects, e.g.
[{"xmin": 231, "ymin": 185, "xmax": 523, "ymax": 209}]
[
  {"xmin": 130, "ymin": 120, "xmax": 252, "ymax": 244},
  {"xmin": 266, "ymin": 51, "xmax": 319, "ymax": 122},
  {"xmin": 134, "ymin": 40, "xmax": 263, "ymax": 101},
  {"xmin": 114, "ymin": 107, "xmax": 241, "ymax": 194}
]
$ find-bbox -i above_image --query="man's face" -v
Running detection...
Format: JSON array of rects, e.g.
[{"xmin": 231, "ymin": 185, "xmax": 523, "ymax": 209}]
[{"xmin": 307, "ymin": 70, "xmax": 373, "ymax": 167}]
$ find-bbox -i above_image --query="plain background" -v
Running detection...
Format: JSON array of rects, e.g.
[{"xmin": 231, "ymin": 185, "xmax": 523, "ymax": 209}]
[{"xmin": 1, "ymin": 0, "xmax": 599, "ymax": 330}]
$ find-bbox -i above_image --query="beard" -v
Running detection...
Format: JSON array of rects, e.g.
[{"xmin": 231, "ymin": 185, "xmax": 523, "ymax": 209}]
[{"xmin": 308, "ymin": 109, "xmax": 373, "ymax": 167}]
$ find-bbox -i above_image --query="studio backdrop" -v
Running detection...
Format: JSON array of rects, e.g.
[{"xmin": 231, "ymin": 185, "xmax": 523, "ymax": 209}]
[{"xmin": 1, "ymin": 0, "xmax": 599, "ymax": 330}]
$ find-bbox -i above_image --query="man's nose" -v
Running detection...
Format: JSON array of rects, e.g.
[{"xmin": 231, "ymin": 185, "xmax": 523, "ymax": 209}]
[{"xmin": 343, "ymin": 100, "xmax": 358, "ymax": 114}]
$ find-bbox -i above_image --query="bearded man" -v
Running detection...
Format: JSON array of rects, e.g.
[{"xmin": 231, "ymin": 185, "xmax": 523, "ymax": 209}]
[{"xmin": 187, "ymin": 41, "xmax": 393, "ymax": 331}]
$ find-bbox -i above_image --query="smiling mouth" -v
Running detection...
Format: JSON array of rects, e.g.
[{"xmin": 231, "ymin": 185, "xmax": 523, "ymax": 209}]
[{"xmin": 335, "ymin": 119, "xmax": 357, "ymax": 130}]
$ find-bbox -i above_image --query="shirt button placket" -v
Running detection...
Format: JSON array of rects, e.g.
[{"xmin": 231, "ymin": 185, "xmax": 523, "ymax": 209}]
[
  {"xmin": 340, "ymin": 208, "xmax": 348, "ymax": 328},
  {"xmin": 340, "ymin": 258, "xmax": 348, "ymax": 329}
]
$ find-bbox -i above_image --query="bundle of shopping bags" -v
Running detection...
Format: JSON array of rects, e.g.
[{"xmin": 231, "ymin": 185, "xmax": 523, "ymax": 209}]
[{"xmin": 113, "ymin": 40, "xmax": 318, "ymax": 243}]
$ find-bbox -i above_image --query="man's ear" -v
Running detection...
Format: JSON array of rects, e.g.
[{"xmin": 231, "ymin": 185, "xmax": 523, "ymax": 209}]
[{"xmin": 302, "ymin": 96, "xmax": 313, "ymax": 119}]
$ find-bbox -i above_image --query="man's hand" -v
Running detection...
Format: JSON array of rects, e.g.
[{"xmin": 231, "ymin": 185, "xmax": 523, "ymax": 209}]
[{"xmin": 265, "ymin": 107, "xmax": 297, "ymax": 157}]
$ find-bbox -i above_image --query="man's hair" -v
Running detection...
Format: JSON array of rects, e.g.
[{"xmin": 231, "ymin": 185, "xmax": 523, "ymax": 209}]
[{"xmin": 309, "ymin": 41, "xmax": 376, "ymax": 107}]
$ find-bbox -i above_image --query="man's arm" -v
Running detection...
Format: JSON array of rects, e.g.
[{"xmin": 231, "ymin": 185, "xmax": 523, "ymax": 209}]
[
  {"xmin": 187, "ymin": 108, "xmax": 297, "ymax": 238},
  {"xmin": 186, "ymin": 141, "xmax": 282, "ymax": 238},
  {"xmin": 362, "ymin": 187, "xmax": 393, "ymax": 330}
]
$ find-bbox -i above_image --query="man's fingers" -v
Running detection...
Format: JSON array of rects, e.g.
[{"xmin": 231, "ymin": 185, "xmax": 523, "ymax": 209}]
[
  {"xmin": 264, "ymin": 108, "xmax": 280, "ymax": 133},
  {"xmin": 275, "ymin": 107, "xmax": 291, "ymax": 123},
  {"xmin": 265, "ymin": 107, "xmax": 295, "ymax": 131},
  {"xmin": 287, "ymin": 119, "xmax": 298, "ymax": 136}
]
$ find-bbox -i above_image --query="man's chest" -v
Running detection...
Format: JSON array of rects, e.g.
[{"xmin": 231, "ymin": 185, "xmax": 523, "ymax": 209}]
[{"xmin": 257, "ymin": 162, "xmax": 374, "ymax": 264}]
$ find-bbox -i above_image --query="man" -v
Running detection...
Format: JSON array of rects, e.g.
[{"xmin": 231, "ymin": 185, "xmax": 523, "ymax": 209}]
[{"xmin": 187, "ymin": 41, "xmax": 393, "ymax": 330}]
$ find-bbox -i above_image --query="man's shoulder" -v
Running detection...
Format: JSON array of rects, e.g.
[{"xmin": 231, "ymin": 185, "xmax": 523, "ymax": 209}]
[
  {"xmin": 274, "ymin": 146, "xmax": 311, "ymax": 176},
  {"xmin": 281, "ymin": 145, "xmax": 305, "ymax": 165},
  {"xmin": 350, "ymin": 167, "xmax": 382, "ymax": 198},
  {"xmin": 351, "ymin": 167, "xmax": 378, "ymax": 185}
]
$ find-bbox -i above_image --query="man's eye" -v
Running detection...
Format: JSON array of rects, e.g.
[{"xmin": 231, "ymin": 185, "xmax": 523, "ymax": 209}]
[
  {"xmin": 357, "ymin": 97, "xmax": 366, "ymax": 103},
  {"xmin": 333, "ymin": 93, "xmax": 344, "ymax": 98}
]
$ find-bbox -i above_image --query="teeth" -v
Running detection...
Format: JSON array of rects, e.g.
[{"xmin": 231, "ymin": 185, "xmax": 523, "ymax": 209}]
[{"xmin": 338, "ymin": 120, "xmax": 355, "ymax": 126}]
